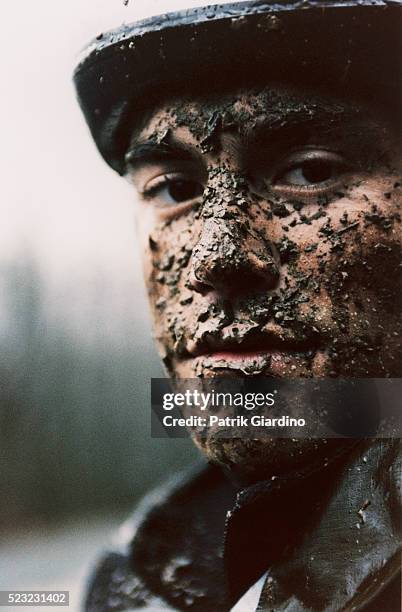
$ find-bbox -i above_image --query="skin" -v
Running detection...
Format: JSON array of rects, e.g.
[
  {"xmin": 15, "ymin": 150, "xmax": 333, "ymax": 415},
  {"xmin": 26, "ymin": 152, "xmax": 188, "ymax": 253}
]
[{"xmin": 126, "ymin": 86, "xmax": 401, "ymax": 483}]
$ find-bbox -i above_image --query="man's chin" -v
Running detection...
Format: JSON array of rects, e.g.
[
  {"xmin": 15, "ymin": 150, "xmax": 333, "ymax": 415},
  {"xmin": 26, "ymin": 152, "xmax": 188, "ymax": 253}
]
[
  {"xmin": 171, "ymin": 349, "xmax": 331, "ymax": 378},
  {"xmin": 192, "ymin": 436, "xmax": 357, "ymax": 487}
]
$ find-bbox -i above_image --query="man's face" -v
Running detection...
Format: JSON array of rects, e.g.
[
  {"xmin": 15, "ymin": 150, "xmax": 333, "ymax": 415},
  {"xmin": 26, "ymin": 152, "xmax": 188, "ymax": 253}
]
[
  {"xmin": 129, "ymin": 86, "xmax": 401, "ymax": 377},
  {"xmin": 127, "ymin": 86, "xmax": 401, "ymax": 478}
]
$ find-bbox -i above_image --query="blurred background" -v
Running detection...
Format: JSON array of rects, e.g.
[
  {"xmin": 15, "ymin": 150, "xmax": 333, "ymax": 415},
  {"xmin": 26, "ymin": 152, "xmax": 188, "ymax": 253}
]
[{"xmin": 0, "ymin": 1, "xmax": 200, "ymax": 608}]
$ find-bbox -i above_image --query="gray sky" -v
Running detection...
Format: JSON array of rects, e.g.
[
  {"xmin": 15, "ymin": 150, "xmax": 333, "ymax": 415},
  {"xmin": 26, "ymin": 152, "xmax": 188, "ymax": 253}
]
[{"xmin": 1, "ymin": 1, "xmax": 136, "ymax": 280}]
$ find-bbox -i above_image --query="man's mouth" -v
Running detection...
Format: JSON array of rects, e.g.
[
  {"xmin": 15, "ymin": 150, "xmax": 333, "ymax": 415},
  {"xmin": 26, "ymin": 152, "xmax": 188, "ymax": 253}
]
[
  {"xmin": 182, "ymin": 329, "xmax": 321, "ymax": 375},
  {"xmin": 186, "ymin": 328, "xmax": 319, "ymax": 357}
]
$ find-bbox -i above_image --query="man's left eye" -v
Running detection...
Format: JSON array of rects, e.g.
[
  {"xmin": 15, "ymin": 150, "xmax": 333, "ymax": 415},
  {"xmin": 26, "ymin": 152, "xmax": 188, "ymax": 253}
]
[
  {"xmin": 143, "ymin": 175, "xmax": 204, "ymax": 206},
  {"xmin": 272, "ymin": 150, "xmax": 347, "ymax": 191}
]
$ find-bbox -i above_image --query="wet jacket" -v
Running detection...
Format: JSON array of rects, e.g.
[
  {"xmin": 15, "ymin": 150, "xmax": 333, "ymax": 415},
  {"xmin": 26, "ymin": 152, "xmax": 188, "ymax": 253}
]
[{"xmin": 85, "ymin": 439, "xmax": 401, "ymax": 611}]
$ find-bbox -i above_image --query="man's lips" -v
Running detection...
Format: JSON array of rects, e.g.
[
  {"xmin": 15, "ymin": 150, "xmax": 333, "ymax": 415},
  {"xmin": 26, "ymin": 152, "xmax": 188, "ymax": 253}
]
[
  {"xmin": 184, "ymin": 331, "xmax": 320, "ymax": 360},
  {"xmin": 206, "ymin": 349, "xmax": 275, "ymax": 361}
]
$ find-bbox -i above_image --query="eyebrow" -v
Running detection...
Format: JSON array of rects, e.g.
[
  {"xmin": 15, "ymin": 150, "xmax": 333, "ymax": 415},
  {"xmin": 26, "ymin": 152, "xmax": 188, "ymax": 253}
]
[
  {"xmin": 246, "ymin": 120, "xmax": 313, "ymax": 149},
  {"xmin": 125, "ymin": 140, "xmax": 196, "ymax": 170},
  {"xmin": 246, "ymin": 111, "xmax": 350, "ymax": 148}
]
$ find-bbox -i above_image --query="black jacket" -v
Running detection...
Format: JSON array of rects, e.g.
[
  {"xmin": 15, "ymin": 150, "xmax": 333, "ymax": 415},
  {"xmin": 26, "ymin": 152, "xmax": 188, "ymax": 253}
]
[{"xmin": 85, "ymin": 440, "xmax": 401, "ymax": 611}]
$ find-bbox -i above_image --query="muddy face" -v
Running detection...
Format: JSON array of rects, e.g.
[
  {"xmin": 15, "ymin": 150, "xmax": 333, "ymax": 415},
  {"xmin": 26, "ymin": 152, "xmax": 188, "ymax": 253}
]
[{"xmin": 127, "ymin": 87, "xmax": 402, "ymax": 481}]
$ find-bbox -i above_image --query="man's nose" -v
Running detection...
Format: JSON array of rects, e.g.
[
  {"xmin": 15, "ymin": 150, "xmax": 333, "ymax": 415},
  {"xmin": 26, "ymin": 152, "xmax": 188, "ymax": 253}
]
[{"xmin": 187, "ymin": 215, "xmax": 280, "ymax": 297}]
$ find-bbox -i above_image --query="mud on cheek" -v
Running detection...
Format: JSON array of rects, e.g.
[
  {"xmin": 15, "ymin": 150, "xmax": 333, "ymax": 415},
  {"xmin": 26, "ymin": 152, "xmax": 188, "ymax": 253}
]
[
  {"xmin": 320, "ymin": 226, "xmax": 402, "ymax": 376},
  {"xmin": 146, "ymin": 213, "xmax": 202, "ymax": 366}
]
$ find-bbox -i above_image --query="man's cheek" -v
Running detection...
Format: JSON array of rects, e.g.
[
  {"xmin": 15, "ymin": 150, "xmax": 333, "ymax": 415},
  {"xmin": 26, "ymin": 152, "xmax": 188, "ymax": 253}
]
[
  {"xmin": 146, "ymin": 218, "xmax": 186, "ymax": 293},
  {"xmin": 290, "ymin": 207, "xmax": 401, "ymax": 376},
  {"xmin": 324, "ymin": 236, "xmax": 402, "ymax": 375},
  {"xmin": 144, "ymin": 219, "xmax": 197, "ymax": 354}
]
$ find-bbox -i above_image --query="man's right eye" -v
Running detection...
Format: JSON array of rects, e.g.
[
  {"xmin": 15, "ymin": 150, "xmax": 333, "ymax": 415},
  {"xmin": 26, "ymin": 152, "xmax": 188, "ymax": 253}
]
[{"xmin": 143, "ymin": 174, "xmax": 204, "ymax": 207}]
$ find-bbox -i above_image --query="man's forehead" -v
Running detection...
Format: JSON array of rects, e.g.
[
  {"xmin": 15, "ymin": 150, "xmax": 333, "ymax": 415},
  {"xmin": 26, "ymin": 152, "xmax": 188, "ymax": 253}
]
[{"xmin": 134, "ymin": 86, "xmax": 377, "ymax": 144}]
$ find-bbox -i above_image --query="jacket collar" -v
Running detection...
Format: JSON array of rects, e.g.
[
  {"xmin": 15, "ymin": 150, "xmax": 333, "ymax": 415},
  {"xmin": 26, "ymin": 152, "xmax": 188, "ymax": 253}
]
[{"xmin": 223, "ymin": 439, "xmax": 401, "ymax": 610}]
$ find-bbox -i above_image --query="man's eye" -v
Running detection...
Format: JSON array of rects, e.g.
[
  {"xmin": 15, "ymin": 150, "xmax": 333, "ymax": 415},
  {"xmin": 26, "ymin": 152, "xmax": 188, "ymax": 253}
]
[
  {"xmin": 272, "ymin": 151, "xmax": 347, "ymax": 192},
  {"xmin": 281, "ymin": 159, "xmax": 334, "ymax": 186},
  {"xmin": 143, "ymin": 175, "xmax": 204, "ymax": 206}
]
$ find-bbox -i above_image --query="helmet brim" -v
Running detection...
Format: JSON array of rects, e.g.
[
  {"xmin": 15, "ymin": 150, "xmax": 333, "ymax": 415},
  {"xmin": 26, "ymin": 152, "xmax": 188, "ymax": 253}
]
[{"xmin": 73, "ymin": 0, "xmax": 402, "ymax": 175}]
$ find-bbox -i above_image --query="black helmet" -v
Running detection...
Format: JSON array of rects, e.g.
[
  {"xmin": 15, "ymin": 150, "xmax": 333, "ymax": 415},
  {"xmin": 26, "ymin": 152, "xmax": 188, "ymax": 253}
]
[{"xmin": 73, "ymin": 0, "xmax": 402, "ymax": 175}]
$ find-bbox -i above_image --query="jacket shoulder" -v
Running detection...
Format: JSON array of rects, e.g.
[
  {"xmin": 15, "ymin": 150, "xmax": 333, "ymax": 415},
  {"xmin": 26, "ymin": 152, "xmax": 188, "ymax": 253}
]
[{"xmin": 84, "ymin": 461, "xmax": 216, "ymax": 611}]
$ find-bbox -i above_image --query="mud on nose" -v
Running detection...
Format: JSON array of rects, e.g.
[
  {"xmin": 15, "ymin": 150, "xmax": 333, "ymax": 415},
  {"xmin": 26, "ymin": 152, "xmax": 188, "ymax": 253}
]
[{"xmin": 187, "ymin": 218, "xmax": 280, "ymax": 297}]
